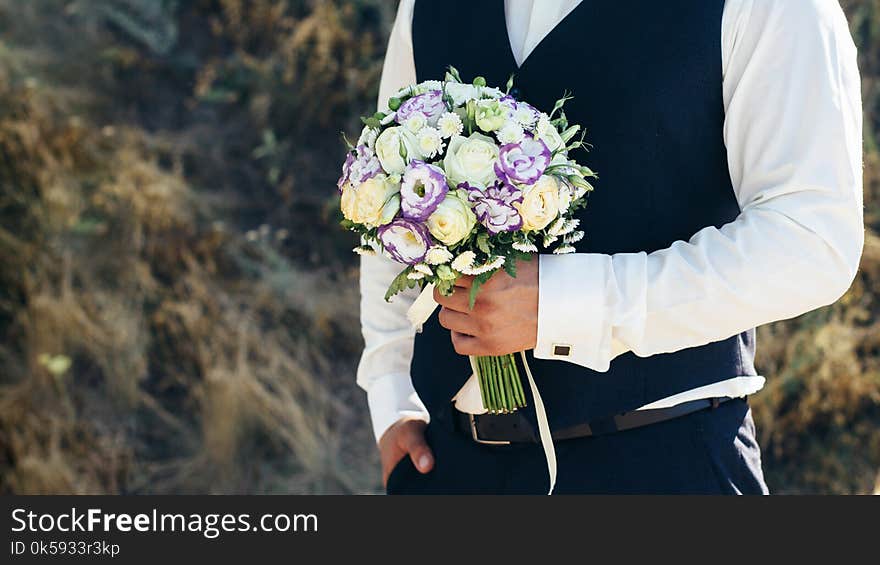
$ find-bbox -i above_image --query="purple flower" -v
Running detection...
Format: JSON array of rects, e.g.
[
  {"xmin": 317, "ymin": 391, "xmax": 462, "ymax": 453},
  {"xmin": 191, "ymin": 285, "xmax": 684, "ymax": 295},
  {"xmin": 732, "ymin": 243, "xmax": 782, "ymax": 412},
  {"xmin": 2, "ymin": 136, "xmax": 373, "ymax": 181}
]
[
  {"xmin": 339, "ymin": 145, "xmax": 382, "ymax": 192},
  {"xmin": 498, "ymin": 95, "xmax": 517, "ymax": 110},
  {"xmin": 396, "ymin": 90, "xmax": 446, "ymax": 126},
  {"xmin": 378, "ymin": 219, "xmax": 432, "ymax": 265},
  {"xmin": 337, "ymin": 151, "xmax": 355, "ymax": 193},
  {"xmin": 400, "ymin": 160, "xmax": 449, "ymax": 221},
  {"xmin": 462, "ymin": 181, "xmax": 523, "ymax": 234},
  {"xmin": 494, "ymin": 138, "xmax": 551, "ymax": 185}
]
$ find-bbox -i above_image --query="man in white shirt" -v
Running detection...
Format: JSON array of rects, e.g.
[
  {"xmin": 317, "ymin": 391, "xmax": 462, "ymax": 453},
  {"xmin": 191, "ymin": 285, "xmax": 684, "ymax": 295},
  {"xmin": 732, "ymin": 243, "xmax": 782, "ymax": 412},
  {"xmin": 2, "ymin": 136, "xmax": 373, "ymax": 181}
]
[{"xmin": 359, "ymin": 0, "xmax": 863, "ymax": 494}]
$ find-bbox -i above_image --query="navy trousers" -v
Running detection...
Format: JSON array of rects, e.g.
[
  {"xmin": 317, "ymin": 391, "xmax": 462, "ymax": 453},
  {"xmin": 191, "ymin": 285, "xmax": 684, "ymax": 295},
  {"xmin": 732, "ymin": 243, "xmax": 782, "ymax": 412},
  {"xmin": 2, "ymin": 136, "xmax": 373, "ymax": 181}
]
[{"xmin": 386, "ymin": 398, "xmax": 769, "ymax": 495}]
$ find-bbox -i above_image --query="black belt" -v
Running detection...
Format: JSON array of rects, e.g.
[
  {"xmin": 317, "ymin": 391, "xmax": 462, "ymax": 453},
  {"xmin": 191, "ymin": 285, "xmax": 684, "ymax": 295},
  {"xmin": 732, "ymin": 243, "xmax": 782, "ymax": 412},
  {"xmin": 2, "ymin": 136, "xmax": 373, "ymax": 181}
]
[{"xmin": 454, "ymin": 396, "xmax": 735, "ymax": 445}]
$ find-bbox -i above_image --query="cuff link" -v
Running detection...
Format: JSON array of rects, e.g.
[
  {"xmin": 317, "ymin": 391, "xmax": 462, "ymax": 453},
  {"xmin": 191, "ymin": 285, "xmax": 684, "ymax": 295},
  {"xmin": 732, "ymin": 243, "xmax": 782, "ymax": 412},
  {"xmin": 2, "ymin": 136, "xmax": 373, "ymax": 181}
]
[{"xmin": 552, "ymin": 344, "xmax": 572, "ymax": 357}]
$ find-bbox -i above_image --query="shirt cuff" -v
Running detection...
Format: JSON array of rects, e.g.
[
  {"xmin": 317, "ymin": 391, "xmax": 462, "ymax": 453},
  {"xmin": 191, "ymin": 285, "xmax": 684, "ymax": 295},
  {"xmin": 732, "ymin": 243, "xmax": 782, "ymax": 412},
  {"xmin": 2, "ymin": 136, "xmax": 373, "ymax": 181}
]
[
  {"xmin": 366, "ymin": 373, "xmax": 430, "ymax": 443},
  {"xmin": 535, "ymin": 253, "xmax": 618, "ymax": 372}
]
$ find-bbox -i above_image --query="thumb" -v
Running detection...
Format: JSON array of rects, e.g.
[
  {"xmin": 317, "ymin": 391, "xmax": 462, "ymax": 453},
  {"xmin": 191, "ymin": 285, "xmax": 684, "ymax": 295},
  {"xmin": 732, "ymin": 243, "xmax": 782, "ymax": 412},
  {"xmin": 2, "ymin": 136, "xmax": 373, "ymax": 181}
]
[{"xmin": 400, "ymin": 424, "xmax": 434, "ymax": 474}]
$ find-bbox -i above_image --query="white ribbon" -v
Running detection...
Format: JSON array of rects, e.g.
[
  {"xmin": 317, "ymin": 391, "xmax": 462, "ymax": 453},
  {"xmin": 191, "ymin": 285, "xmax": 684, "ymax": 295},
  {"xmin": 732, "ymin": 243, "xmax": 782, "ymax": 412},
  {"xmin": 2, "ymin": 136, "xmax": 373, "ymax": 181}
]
[
  {"xmin": 521, "ymin": 351, "xmax": 556, "ymax": 494},
  {"xmin": 406, "ymin": 284, "xmax": 557, "ymax": 495},
  {"xmin": 406, "ymin": 283, "xmax": 439, "ymax": 331}
]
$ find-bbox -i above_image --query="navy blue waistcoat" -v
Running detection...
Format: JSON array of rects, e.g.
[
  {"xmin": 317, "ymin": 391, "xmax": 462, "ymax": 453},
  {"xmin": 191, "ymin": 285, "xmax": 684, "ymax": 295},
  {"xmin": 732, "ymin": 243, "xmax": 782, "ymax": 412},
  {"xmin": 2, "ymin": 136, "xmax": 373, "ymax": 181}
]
[{"xmin": 409, "ymin": 0, "xmax": 757, "ymax": 431}]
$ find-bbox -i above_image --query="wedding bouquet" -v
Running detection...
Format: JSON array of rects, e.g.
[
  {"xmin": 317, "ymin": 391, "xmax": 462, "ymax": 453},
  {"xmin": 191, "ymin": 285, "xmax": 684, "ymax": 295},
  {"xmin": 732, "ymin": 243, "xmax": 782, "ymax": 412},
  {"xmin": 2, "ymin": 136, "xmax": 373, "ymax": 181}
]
[{"xmin": 338, "ymin": 67, "xmax": 596, "ymax": 414}]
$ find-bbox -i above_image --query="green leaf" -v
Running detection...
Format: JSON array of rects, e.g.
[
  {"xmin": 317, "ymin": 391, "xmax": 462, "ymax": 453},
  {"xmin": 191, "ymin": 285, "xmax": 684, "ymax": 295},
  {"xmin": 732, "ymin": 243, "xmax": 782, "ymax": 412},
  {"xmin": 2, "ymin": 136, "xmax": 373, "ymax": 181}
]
[
  {"xmin": 476, "ymin": 233, "xmax": 491, "ymax": 254},
  {"xmin": 361, "ymin": 116, "xmax": 381, "ymax": 129},
  {"xmin": 503, "ymin": 257, "xmax": 517, "ymax": 278},
  {"xmin": 468, "ymin": 270, "xmax": 496, "ymax": 309},
  {"xmin": 385, "ymin": 269, "xmax": 414, "ymax": 302},
  {"xmin": 436, "ymin": 278, "xmax": 455, "ymax": 296}
]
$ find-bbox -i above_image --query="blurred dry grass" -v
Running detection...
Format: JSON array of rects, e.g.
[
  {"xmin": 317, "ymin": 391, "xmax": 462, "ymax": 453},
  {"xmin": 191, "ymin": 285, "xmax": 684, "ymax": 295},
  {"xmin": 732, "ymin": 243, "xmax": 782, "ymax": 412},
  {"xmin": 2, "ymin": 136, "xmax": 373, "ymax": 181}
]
[{"xmin": 0, "ymin": 0, "xmax": 877, "ymax": 494}]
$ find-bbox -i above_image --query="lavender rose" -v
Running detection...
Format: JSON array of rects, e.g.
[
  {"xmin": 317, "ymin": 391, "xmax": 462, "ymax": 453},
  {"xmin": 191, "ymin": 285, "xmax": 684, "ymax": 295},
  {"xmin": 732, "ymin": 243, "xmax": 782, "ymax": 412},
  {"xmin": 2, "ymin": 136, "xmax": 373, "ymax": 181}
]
[
  {"xmin": 495, "ymin": 137, "xmax": 551, "ymax": 185},
  {"xmin": 400, "ymin": 160, "xmax": 449, "ymax": 221},
  {"xmin": 463, "ymin": 181, "xmax": 523, "ymax": 234},
  {"xmin": 378, "ymin": 219, "xmax": 432, "ymax": 265},
  {"xmin": 396, "ymin": 90, "xmax": 446, "ymax": 126}
]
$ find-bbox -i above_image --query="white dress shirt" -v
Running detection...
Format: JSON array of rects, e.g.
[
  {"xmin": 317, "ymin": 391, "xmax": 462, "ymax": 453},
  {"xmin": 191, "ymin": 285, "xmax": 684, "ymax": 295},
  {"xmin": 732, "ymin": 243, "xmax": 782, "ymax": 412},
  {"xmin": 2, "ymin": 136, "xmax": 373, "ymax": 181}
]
[{"xmin": 358, "ymin": 0, "xmax": 864, "ymax": 442}]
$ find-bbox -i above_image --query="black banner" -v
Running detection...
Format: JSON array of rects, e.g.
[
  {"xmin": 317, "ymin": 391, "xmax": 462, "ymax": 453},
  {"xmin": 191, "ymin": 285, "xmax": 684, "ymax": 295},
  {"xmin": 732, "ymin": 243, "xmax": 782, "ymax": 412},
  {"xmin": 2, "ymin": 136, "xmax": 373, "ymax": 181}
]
[{"xmin": 0, "ymin": 496, "xmax": 873, "ymax": 562}]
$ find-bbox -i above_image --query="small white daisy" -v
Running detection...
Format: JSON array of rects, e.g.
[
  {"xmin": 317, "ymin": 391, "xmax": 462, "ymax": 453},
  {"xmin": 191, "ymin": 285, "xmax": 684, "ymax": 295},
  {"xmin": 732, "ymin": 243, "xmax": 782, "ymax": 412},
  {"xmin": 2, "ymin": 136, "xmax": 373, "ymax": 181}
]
[
  {"xmin": 451, "ymin": 250, "xmax": 477, "ymax": 273},
  {"xmin": 413, "ymin": 263, "xmax": 433, "ymax": 276},
  {"xmin": 543, "ymin": 234, "xmax": 559, "ymax": 248},
  {"xmin": 418, "ymin": 80, "xmax": 443, "ymax": 92},
  {"xmin": 425, "ymin": 245, "xmax": 453, "ymax": 265},
  {"xmin": 437, "ymin": 112, "xmax": 464, "ymax": 138},
  {"xmin": 357, "ymin": 126, "xmax": 378, "ymax": 148},
  {"xmin": 512, "ymin": 241, "xmax": 539, "ymax": 253},
  {"xmin": 553, "ymin": 245, "xmax": 576, "ymax": 255},
  {"xmin": 417, "ymin": 127, "xmax": 445, "ymax": 158},
  {"xmin": 353, "ymin": 245, "xmax": 377, "ymax": 256},
  {"xmin": 512, "ymin": 106, "xmax": 538, "ymax": 128},
  {"xmin": 464, "ymin": 256, "xmax": 506, "ymax": 275},
  {"xmin": 547, "ymin": 217, "xmax": 567, "ymax": 237},
  {"xmin": 564, "ymin": 231, "xmax": 585, "ymax": 244},
  {"xmin": 407, "ymin": 271, "xmax": 426, "ymax": 280},
  {"xmin": 496, "ymin": 121, "xmax": 525, "ymax": 145},
  {"xmin": 404, "ymin": 114, "xmax": 428, "ymax": 133},
  {"xmin": 557, "ymin": 219, "xmax": 581, "ymax": 237}
]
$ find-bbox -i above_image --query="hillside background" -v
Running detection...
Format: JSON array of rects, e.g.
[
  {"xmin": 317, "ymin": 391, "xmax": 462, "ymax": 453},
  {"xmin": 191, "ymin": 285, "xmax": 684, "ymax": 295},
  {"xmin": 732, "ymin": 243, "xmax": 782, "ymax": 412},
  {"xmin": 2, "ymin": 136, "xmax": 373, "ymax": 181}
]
[{"xmin": 0, "ymin": 0, "xmax": 877, "ymax": 494}]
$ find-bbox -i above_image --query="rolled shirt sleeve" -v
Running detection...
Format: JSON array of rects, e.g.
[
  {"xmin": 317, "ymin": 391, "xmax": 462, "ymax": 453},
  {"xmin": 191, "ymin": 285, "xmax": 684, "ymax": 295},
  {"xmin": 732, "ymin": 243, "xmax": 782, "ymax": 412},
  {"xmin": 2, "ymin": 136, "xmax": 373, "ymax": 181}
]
[
  {"xmin": 535, "ymin": 0, "xmax": 864, "ymax": 372},
  {"xmin": 355, "ymin": 0, "xmax": 428, "ymax": 443}
]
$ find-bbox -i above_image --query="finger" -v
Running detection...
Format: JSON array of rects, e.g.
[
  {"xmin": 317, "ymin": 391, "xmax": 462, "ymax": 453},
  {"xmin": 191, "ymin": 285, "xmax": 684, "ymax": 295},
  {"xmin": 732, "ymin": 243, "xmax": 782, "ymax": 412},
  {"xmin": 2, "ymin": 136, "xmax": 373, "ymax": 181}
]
[
  {"xmin": 399, "ymin": 424, "xmax": 434, "ymax": 474},
  {"xmin": 434, "ymin": 286, "xmax": 471, "ymax": 312},
  {"xmin": 451, "ymin": 331, "xmax": 485, "ymax": 356},
  {"xmin": 438, "ymin": 307, "xmax": 480, "ymax": 335}
]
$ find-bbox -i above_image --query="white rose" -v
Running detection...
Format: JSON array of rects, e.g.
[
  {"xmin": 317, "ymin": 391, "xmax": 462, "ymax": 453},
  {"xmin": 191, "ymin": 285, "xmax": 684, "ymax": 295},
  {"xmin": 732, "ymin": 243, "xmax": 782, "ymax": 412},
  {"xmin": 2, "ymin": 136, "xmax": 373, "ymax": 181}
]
[
  {"xmin": 341, "ymin": 174, "xmax": 401, "ymax": 227},
  {"xmin": 536, "ymin": 116, "xmax": 565, "ymax": 152},
  {"xmin": 515, "ymin": 175, "xmax": 560, "ymax": 232},
  {"xmin": 443, "ymin": 132, "xmax": 500, "ymax": 187},
  {"xmin": 375, "ymin": 127, "xmax": 424, "ymax": 175},
  {"xmin": 427, "ymin": 193, "xmax": 476, "ymax": 246}
]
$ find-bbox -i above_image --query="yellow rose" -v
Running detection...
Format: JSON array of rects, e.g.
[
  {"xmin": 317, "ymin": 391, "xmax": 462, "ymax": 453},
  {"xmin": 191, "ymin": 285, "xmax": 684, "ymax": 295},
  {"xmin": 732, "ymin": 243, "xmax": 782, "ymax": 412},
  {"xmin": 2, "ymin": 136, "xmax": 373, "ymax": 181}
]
[
  {"xmin": 340, "ymin": 182, "xmax": 357, "ymax": 221},
  {"xmin": 426, "ymin": 193, "xmax": 476, "ymax": 246},
  {"xmin": 515, "ymin": 175, "xmax": 560, "ymax": 231},
  {"xmin": 341, "ymin": 175, "xmax": 400, "ymax": 227}
]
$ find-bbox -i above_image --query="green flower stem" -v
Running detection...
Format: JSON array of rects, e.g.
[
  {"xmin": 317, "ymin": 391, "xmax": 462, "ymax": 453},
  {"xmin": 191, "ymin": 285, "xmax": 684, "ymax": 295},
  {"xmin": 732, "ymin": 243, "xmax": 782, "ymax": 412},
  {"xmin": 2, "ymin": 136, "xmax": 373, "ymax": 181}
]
[
  {"xmin": 497, "ymin": 356, "xmax": 512, "ymax": 412},
  {"xmin": 477, "ymin": 357, "xmax": 489, "ymax": 410},
  {"xmin": 479, "ymin": 356, "xmax": 491, "ymax": 411},
  {"xmin": 476, "ymin": 354, "xmax": 529, "ymax": 413}
]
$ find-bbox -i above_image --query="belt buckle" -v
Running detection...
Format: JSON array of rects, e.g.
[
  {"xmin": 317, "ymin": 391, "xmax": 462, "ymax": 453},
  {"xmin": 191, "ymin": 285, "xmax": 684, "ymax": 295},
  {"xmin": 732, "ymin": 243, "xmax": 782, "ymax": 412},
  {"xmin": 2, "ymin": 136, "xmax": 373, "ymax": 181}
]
[{"xmin": 469, "ymin": 413, "xmax": 511, "ymax": 446}]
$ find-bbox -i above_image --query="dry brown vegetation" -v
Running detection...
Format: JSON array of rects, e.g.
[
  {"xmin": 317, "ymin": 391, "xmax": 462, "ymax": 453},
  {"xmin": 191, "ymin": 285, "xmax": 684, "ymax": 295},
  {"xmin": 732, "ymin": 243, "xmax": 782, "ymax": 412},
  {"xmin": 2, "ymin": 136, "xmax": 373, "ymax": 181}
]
[{"xmin": 0, "ymin": 0, "xmax": 878, "ymax": 494}]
